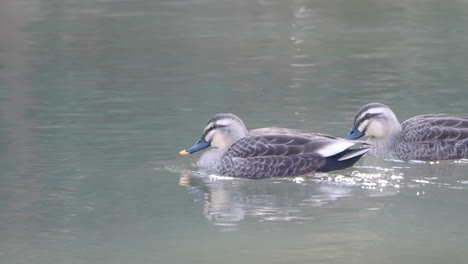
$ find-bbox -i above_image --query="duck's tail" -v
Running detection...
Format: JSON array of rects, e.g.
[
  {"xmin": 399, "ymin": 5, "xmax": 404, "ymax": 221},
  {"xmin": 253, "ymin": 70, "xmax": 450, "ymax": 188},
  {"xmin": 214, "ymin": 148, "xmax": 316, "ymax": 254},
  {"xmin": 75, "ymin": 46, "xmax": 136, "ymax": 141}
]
[{"xmin": 318, "ymin": 147, "xmax": 370, "ymax": 172}]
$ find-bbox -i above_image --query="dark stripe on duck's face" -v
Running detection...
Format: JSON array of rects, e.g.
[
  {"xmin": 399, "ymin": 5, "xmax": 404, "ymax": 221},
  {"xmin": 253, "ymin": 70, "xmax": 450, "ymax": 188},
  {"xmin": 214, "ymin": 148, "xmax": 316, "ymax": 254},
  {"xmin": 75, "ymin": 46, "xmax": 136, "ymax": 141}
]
[
  {"xmin": 356, "ymin": 103, "xmax": 388, "ymax": 117},
  {"xmin": 203, "ymin": 123, "xmax": 228, "ymax": 140},
  {"xmin": 179, "ymin": 121, "xmax": 229, "ymax": 156},
  {"xmin": 355, "ymin": 113, "xmax": 380, "ymax": 132}
]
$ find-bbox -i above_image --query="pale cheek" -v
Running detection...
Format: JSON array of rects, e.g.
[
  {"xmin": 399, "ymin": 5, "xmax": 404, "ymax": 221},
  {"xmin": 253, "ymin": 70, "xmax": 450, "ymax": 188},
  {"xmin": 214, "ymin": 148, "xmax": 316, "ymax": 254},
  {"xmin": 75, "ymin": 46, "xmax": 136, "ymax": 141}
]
[
  {"xmin": 366, "ymin": 122, "xmax": 385, "ymax": 138},
  {"xmin": 358, "ymin": 120, "xmax": 368, "ymax": 133},
  {"xmin": 210, "ymin": 133, "xmax": 225, "ymax": 149}
]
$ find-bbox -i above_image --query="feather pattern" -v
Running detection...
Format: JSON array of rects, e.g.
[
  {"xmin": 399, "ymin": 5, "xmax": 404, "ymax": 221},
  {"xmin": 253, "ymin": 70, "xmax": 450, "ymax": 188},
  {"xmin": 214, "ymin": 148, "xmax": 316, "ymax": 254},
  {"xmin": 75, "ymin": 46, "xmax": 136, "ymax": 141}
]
[
  {"xmin": 346, "ymin": 103, "xmax": 468, "ymax": 160},
  {"xmin": 181, "ymin": 113, "xmax": 370, "ymax": 179},
  {"xmin": 219, "ymin": 136, "xmax": 326, "ymax": 178},
  {"xmin": 395, "ymin": 114, "xmax": 468, "ymax": 160}
]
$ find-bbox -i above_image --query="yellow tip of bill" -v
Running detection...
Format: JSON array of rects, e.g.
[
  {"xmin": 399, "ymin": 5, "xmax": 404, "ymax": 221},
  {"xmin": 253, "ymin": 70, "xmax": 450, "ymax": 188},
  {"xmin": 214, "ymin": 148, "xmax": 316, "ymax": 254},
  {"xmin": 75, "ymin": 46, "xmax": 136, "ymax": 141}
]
[{"xmin": 179, "ymin": 149, "xmax": 190, "ymax": 155}]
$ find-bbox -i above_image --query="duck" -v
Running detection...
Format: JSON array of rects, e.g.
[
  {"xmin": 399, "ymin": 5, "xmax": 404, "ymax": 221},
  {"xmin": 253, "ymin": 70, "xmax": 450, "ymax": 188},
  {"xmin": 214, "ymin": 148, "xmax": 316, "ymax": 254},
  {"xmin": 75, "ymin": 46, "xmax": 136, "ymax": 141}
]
[
  {"xmin": 179, "ymin": 113, "xmax": 370, "ymax": 179},
  {"xmin": 344, "ymin": 102, "xmax": 468, "ymax": 160}
]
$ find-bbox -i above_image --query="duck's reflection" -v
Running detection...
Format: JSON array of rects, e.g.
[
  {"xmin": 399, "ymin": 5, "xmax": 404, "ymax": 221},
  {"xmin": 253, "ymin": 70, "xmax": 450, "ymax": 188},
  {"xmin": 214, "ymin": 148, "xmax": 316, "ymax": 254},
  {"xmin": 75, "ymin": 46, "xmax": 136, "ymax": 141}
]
[{"xmin": 179, "ymin": 171, "xmax": 398, "ymax": 229}]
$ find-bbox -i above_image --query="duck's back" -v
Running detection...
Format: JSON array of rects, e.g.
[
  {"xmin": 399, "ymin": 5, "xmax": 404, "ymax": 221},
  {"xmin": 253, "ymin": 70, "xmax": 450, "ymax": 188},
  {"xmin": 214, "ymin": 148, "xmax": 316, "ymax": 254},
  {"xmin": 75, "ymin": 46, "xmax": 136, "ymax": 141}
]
[
  {"xmin": 219, "ymin": 135, "xmax": 325, "ymax": 178},
  {"xmin": 218, "ymin": 128, "xmax": 368, "ymax": 178},
  {"xmin": 396, "ymin": 114, "xmax": 468, "ymax": 160}
]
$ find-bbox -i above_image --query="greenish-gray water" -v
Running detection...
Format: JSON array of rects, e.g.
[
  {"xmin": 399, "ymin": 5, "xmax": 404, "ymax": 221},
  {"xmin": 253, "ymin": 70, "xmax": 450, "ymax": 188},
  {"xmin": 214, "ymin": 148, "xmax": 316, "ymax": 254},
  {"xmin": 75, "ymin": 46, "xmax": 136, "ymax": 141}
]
[{"xmin": 1, "ymin": 0, "xmax": 468, "ymax": 263}]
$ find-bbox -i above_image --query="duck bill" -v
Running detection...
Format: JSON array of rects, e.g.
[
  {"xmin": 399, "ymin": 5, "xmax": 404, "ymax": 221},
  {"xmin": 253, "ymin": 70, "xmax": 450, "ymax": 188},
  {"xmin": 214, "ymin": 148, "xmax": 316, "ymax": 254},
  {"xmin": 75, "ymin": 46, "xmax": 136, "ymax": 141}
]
[
  {"xmin": 179, "ymin": 138, "xmax": 210, "ymax": 155},
  {"xmin": 344, "ymin": 125, "xmax": 365, "ymax": 140}
]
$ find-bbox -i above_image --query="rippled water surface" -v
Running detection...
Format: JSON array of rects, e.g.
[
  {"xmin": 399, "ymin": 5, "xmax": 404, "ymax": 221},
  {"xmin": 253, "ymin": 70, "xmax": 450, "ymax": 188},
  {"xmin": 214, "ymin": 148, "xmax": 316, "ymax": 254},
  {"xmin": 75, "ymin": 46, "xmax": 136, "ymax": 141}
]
[{"xmin": 1, "ymin": 0, "xmax": 468, "ymax": 263}]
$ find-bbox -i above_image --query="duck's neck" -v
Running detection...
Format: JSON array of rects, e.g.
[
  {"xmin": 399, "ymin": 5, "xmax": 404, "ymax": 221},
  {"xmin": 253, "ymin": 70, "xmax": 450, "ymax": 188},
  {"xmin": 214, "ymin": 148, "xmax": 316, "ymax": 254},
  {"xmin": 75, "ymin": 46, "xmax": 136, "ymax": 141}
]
[
  {"xmin": 197, "ymin": 148, "xmax": 226, "ymax": 173},
  {"xmin": 197, "ymin": 122, "xmax": 248, "ymax": 173},
  {"xmin": 369, "ymin": 128, "xmax": 403, "ymax": 159}
]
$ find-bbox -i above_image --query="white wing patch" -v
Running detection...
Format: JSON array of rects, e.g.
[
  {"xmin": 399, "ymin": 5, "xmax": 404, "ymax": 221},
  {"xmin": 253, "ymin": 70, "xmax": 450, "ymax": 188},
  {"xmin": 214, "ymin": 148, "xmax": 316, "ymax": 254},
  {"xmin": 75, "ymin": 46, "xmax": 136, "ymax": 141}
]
[
  {"xmin": 338, "ymin": 147, "xmax": 370, "ymax": 161},
  {"xmin": 315, "ymin": 140, "xmax": 356, "ymax": 157}
]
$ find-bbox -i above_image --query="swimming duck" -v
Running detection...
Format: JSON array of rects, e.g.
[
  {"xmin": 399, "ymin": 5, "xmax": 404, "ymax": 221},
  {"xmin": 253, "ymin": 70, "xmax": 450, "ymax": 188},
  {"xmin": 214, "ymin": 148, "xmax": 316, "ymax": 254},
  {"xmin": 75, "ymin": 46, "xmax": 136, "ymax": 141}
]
[
  {"xmin": 344, "ymin": 102, "xmax": 468, "ymax": 160},
  {"xmin": 179, "ymin": 113, "xmax": 370, "ymax": 179}
]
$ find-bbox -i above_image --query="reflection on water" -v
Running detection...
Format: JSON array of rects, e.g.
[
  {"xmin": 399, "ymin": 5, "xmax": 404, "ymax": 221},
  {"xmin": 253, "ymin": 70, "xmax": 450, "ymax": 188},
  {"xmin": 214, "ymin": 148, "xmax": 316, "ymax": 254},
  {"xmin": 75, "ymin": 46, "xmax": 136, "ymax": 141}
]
[
  {"xmin": 173, "ymin": 159, "xmax": 468, "ymax": 261},
  {"xmin": 177, "ymin": 157, "xmax": 468, "ymax": 231},
  {"xmin": 177, "ymin": 168, "xmax": 397, "ymax": 230}
]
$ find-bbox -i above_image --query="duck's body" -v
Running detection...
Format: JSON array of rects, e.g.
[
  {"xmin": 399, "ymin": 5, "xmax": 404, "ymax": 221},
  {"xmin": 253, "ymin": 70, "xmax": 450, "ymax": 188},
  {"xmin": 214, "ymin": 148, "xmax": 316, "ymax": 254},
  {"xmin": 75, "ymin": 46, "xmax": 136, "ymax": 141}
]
[
  {"xmin": 180, "ymin": 113, "xmax": 369, "ymax": 179},
  {"xmin": 345, "ymin": 103, "xmax": 468, "ymax": 160}
]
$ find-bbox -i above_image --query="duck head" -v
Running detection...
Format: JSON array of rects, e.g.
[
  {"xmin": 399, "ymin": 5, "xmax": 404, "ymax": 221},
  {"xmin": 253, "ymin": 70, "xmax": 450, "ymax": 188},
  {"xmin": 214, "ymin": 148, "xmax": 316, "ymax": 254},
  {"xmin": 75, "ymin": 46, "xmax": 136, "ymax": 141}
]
[
  {"xmin": 345, "ymin": 103, "xmax": 401, "ymax": 140},
  {"xmin": 179, "ymin": 113, "xmax": 248, "ymax": 155}
]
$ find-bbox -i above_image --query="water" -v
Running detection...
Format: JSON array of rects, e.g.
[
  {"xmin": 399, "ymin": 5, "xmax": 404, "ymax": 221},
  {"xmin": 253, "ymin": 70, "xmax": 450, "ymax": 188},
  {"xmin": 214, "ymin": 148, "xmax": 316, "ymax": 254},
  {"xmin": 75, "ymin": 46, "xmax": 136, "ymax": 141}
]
[{"xmin": 1, "ymin": 0, "xmax": 468, "ymax": 263}]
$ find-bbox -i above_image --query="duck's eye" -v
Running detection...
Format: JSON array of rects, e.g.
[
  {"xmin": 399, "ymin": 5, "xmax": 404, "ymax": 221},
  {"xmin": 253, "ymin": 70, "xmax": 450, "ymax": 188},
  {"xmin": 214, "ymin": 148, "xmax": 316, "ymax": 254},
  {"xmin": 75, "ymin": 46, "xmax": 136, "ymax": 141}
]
[{"xmin": 364, "ymin": 113, "xmax": 372, "ymax": 119}]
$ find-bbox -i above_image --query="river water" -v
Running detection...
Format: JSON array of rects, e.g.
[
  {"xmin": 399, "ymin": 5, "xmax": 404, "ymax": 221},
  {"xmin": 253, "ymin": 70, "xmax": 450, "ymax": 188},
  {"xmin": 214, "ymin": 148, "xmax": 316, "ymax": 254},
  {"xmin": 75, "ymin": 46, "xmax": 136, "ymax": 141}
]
[{"xmin": 1, "ymin": 0, "xmax": 468, "ymax": 263}]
